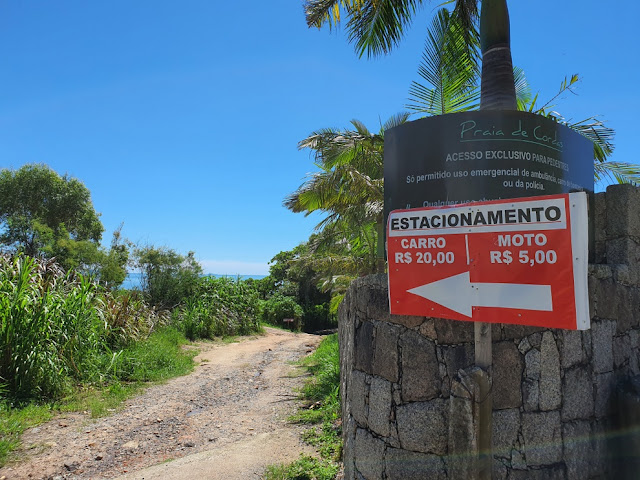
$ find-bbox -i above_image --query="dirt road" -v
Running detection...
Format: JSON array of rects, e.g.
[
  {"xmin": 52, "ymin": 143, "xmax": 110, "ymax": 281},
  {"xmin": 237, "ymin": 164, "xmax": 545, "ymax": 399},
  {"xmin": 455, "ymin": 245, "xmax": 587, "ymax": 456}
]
[{"xmin": 0, "ymin": 328, "xmax": 323, "ymax": 480}]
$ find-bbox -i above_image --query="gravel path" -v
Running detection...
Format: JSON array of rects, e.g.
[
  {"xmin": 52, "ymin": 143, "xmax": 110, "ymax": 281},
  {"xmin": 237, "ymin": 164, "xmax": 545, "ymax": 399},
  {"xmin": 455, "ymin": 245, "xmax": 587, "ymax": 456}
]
[{"xmin": 0, "ymin": 328, "xmax": 323, "ymax": 480}]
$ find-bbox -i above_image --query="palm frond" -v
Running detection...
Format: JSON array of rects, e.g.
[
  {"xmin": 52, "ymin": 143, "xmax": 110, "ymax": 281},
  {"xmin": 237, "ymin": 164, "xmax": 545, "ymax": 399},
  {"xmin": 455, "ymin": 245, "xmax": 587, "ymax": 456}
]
[
  {"xmin": 407, "ymin": 8, "xmax": 479, "ymax": 115},
  {"xmin": 527, "ymin": 74, "xmax": 579, "ymax": 116},
  {"xmin": 329, "ymin": 293, "xmax": 347, "ymax": 314},
  {"xmin": 513, "ymin": 66, "xmax": 532, "ymax": 111},
  {"xmin": 509, "ymin": 72, "xmax": 615, "ymax": 163},
  {"xmin": 595, "ymin": 161, "xmax": 640, "ymax": 186},
  {"xmin": 562, "ymin": 116, "xmax": 615, "ymax": 163},
  {"xmin": 287, "ymin": 117, "xmax": 393, "ymax": 244},
  {"xmin": 305, "ymin": 0, "xmax": 479, "ymax": 59},
  {"xmin": 381, "ymin": 111, "xmax": 412, "ymax": 131},
  {"xmin": 304, "ymin": 0, "xmax": 348, "ymax": 29},
  {"xmin": 346, "ymin": 0, "xmax": 422, "ymax": 57},
  {"xmin": 446, "ymin": 0, "xmax": 479, "ymax": 45},
  {"xmin": 350, "ymin": 118, "xmax": 371, "ymax": 135}
]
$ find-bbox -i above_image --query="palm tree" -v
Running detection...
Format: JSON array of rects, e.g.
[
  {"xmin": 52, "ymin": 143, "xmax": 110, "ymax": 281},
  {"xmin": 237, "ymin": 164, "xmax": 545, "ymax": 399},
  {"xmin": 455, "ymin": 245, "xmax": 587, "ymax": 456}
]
[
  {"xmin": 285, "ymin": 113, "xmax": 410, "ymax": 276},
  {"xmin": 304, "ymin": 0, "xmax": 503, "ymax": 109},
  {"xmin": 313, "ymin": 0, "xmax": 511, "ymax": 112},
  {"xmin": 406, "ymin": 8, "xmax": 640, "ymax": 185},
  {"xmin": 305, "ymin": 0, "xmax": 640, "ymax": 185}
]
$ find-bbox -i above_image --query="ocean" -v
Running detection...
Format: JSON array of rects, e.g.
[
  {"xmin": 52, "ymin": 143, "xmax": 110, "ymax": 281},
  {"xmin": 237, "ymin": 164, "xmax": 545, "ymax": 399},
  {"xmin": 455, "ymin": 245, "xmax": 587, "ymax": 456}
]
[{"xmin": 121, "ymin": 272, "xmax": 266, "ymax": 290}]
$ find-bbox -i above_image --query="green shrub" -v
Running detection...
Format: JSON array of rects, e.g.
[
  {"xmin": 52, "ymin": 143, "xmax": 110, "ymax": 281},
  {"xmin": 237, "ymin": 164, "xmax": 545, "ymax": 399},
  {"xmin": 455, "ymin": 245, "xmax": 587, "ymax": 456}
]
[
  {"xmin": 302, "ymin": 303, "xmax": 334, "ymax": 333},
  {"xmin": 101, "ymin": 289, "xmax": 169, "ymax": 349},
  {"xmin": 261, "ymin": 294, "xmax": 304, "ymax": 327}
]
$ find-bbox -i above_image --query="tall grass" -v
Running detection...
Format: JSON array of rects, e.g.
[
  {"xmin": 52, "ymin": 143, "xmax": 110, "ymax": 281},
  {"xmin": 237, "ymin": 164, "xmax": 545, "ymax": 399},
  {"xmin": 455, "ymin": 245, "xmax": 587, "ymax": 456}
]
[
  {"xmin": 172, "ymin": 276, "xmax": 262, "ymax": 340},
  {"xmin": 298, "ymin": 334, "xmax": 340, "ymax": 412},
  {"xmin": 0, "ymin": 255, "xmax": 107, "ymax": 399},
  {"xmin": 0, "ymin": 254, "xmax": 173, "ymax": 402},
  {"xmin": 0, "ymin": 254, "xmax": 265, "ymax": 402},
  {"xmin": 106, "ymin": 326, "xmax": 194, "ymax": 382},
  {"xmin": 0, "ymin": 326, "xmax": 195, "ymax": 467},
  {"xmin": 101, "ymin": 289, "xmax": 169, "ymax": 349},
  {"xmin": 0, "ymin": 254, "xmax": 268, "ymax": 464}
]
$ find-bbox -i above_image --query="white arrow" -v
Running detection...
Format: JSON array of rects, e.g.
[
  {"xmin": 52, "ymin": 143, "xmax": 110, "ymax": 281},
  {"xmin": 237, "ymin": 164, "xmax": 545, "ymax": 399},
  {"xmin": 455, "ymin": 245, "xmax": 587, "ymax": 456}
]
[{"xmin": 407, "ymin": 272, "xmax": 552, "ymax": 318}]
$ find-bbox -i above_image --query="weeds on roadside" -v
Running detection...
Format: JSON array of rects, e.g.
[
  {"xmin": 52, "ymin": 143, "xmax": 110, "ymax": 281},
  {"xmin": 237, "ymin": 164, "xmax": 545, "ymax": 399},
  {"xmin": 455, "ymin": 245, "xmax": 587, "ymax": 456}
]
[
  {"xmin": 101, "ymin": 289, "xmax": 169, "ymax": 349},
  {"xmin": 293, "ymin": 334, "xmax": 341, "ymax": 461},
  {"xmin": 103, "ymin": 326, "xmax": 195, "ymax": 382},
  {"xmin": 0, "ymin": 253, "xmax": 261, "ymax": 467},
  {"xmin": 61, "ymin": 381, "xmax": 142, "ymax": 419},
  {"xmin": 0, "ymin": 252, "xmax": 198, "ymax": 466},
  {"xmin": 0, "ymin": 403, "xmax": 53, "ymax": 467},
  {"xmin": 0, "ymin": 255, "xmax": 106, "ymax": 399},
  {"xmin": 264, "ymin": 454, "xmax": 338, "ymax": 480}
]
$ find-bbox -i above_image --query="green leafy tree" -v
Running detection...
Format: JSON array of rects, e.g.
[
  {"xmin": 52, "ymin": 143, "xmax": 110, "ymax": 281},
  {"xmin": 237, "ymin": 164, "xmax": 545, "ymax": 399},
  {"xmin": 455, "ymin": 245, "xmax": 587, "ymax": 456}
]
[
  {"xmin": 0, "ymin": 164, "xmax": 104, "ymax": 269},
  {"xmin": 262, "ymin": 243, "xmax": 333, "ymax": 331},
  {"xmin": 135, "ymin": 246, "xmax": 202, "ymax": 309},
  {"xmin": 261, "ymin": 293, "xmax": 305, "ymax": 328},
  {"xmin": 97, "ymin": 224, "xmax": 131, "ymax": 290}
]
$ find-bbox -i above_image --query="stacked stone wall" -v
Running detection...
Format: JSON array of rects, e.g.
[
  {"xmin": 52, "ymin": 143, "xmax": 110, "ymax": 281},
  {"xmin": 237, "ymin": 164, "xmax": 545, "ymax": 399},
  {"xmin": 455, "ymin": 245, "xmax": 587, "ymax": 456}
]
[{"xmin": 339, "ymin": 184, "xmax": 640, "ymax": 479}]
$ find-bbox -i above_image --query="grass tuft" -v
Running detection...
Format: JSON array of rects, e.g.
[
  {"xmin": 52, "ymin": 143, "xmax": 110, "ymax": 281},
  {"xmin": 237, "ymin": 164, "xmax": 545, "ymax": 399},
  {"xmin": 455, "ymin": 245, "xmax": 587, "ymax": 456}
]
[
  {"xmin": 264, "ymin": 454, "xmax": 339, "ymax": 480},
  {"xmin": 0, "ymin": 403, "xmax": 53, "ymax": 466}
]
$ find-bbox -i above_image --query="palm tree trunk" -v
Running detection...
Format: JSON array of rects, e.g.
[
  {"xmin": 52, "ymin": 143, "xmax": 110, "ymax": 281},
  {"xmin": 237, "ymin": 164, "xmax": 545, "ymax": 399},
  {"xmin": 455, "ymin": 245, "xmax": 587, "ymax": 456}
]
[{"xmin": 479, "ymin": 0, "xmax": 516, "ymax": 110}]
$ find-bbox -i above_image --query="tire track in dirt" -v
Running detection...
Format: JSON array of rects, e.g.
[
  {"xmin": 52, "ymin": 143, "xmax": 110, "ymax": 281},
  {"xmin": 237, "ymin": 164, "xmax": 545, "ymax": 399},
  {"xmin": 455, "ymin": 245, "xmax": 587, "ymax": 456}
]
[{"xmin": 0, "ymin": 328, "xmax": 323, "ymax": 480}]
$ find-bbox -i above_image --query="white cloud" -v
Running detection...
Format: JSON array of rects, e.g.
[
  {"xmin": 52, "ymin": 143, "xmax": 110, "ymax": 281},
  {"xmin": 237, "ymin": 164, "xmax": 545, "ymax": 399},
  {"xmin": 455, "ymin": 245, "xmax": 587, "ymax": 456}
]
[{"xmin": 198, "ymin": 259, "xmax": 269, "ymax": 276}]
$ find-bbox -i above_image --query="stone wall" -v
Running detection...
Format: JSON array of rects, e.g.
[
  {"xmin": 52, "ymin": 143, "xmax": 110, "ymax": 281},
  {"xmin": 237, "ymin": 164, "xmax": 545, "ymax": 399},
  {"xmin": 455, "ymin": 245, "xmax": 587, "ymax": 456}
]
[{"xmin": 339, "ymin": 184, "xmax": 640, "ymax": 479}]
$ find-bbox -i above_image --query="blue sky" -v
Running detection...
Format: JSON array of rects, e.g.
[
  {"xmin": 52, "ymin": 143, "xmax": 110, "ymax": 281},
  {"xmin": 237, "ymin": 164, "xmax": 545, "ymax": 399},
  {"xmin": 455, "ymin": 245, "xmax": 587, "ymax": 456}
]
[{"xmin": 1, "ymin": 1, "xmax": 637, "ymax": 275}]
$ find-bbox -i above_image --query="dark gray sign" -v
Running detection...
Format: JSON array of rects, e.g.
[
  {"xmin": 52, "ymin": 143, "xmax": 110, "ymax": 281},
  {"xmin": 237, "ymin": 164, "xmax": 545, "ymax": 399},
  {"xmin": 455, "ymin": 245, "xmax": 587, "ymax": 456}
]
[{"xmin": 384, "ymin": 111, "xmax": 594, "ymax": 217}]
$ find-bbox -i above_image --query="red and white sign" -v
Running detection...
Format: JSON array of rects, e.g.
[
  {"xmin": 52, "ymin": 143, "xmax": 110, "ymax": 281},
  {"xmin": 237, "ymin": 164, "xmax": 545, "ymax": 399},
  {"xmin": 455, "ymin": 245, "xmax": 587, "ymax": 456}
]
[{"xmin": 387, "ymin": 193, "xmax": 589, "ymax": 330}]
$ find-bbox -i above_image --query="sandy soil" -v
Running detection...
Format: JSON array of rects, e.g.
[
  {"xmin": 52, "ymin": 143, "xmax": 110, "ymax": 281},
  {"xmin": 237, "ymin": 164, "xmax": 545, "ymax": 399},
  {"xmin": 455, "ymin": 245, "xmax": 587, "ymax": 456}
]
[{"xmin": 0, "ymin": 327, "xmax": 323, "ymax": 480}]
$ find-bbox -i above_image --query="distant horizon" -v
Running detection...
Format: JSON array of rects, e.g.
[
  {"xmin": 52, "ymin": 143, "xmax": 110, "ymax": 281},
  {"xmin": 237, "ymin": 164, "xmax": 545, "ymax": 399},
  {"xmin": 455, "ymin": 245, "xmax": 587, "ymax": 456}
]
[
  {"xmin": 125, "ymin": 272, "xmax": 267, "ymax": 278},
  {"xmin": 121, "ymin": 271, "xmax": 266, "ymax": 290}
]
